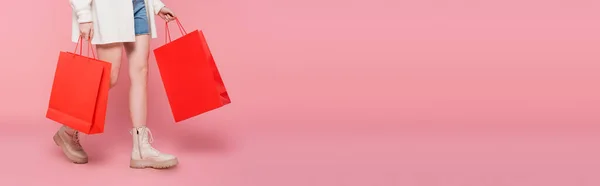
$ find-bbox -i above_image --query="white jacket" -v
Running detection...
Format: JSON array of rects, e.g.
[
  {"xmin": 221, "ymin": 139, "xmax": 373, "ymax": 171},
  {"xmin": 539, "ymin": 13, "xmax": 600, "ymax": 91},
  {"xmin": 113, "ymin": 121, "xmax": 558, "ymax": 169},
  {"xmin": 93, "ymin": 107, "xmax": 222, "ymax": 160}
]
[{"xmin": 70, "ymin": 0, "xmax": 166, "ymax": 44}]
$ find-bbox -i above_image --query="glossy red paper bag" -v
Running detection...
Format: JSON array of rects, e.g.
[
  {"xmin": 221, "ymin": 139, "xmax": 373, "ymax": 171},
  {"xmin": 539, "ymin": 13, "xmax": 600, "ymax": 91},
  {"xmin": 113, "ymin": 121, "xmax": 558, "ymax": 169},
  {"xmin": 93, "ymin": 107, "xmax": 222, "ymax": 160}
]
[
  {"xmin": 46, "ymin": 39, "xmax": 111, "ymax": 134},
  {"xmin": 154, "ymin": 19, "xmax": 231, "ymax": 122}
]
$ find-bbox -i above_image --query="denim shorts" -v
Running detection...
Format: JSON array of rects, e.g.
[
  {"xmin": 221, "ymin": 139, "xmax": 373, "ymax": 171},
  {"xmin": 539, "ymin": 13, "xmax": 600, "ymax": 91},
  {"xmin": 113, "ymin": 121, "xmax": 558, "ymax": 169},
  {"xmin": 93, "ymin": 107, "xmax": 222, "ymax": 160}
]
[{"xmin": 133, "ymin": 0, "xmax": 150, "ymax": 35}]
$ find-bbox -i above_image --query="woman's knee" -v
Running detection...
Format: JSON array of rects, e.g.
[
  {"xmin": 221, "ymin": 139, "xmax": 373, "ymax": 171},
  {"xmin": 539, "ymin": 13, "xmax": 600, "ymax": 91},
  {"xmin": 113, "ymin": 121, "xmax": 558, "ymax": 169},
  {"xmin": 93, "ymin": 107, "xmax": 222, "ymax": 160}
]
[
  {"xmin": 131, "ymin": 63, "xmax": 148, "ymax": 75},
  {"xmin": 129, "ymin": 63, "xmax": 148, "ymax": 84}
]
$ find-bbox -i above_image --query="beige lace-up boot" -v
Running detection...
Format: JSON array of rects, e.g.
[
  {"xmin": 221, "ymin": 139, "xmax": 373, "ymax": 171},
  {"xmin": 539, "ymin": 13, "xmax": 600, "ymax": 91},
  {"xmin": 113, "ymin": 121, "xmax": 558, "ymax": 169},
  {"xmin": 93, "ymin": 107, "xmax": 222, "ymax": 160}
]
[
  {"xmin": 130, "ymin": 126, "xmax": 178, "ymax": 169},
  {"xmin": 53, "ymin": 126, "xmax": 88, "ymax": 164}
]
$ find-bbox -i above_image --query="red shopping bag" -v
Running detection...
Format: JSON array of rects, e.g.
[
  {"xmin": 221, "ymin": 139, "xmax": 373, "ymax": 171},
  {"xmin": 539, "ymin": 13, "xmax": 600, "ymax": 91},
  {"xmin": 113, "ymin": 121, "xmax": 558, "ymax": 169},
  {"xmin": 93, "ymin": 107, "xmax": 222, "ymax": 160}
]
[
  {"xmin": 154, "ymin": 19, "xmax": 231, "ymax": 122},
  {"xmin": 46, "ymin": 38, "xmax": 111, "ymax": 134}
]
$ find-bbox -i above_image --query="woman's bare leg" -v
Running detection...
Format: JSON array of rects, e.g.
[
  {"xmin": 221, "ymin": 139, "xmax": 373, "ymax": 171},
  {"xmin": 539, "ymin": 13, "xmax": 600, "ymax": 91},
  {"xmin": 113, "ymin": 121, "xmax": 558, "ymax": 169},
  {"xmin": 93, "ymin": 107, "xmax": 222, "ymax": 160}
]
[
  {"xmin": 124, "ymin": 35, "xmax": 178, "ymax": 169},
  {"xmin": 124, "ymin": 35, "xmax": 150, "ymax": 128}
]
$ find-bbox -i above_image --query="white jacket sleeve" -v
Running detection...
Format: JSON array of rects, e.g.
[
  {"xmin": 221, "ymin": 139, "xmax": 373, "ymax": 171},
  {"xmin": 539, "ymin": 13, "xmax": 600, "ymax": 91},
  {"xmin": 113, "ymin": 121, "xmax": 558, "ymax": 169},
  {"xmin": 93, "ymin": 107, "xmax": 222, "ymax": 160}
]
[
  {"xmin": 153, "ymin": 0, "xmax": 166, "ymax": 15},
  {"xmin": 70, "ymin": 0, "xmax": 93, "ymax": 23},
  {"xmin": 152, "ymin": 0, "xmax": 165, "ymax": 15}
]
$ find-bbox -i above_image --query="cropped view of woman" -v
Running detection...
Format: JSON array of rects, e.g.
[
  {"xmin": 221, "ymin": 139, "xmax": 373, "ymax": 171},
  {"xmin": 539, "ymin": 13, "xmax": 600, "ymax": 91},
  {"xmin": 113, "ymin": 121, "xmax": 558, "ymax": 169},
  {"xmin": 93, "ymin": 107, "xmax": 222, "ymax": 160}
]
[{"xmin": 53, "ymin": 0, "xmax": 178, "ymax": 169}]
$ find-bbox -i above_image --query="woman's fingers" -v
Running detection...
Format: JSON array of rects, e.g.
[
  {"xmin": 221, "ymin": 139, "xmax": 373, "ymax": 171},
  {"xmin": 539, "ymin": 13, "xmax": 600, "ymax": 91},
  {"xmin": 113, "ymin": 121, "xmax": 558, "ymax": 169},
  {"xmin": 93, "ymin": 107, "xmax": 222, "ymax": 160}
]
[
  {"xmin": 162, "ymin": 13, "xmax": 173, "ymax": 21},
  {"xmin": 78, "ymin": 22, "xmax": 93, "ymax": 41},
  {"xmin": 160, "ymin": 8, "xmax": 176, "ymax": 22},
  {"xmin": 169, "ymin": 11, "xmax": 177, "ymax": 20},
  {"xmin": 167, "ymin": 11, "xmax": 176, "ymax": 18},
  {"xmin": 80, "ymin": 32, "xmax": 88, "ymax": 41},
  {"xmin": 89, "ymin": 28, "xmax": 94, "ymax": 41},
  {"xmin": 81, "ymin": 32, "xmax": 91, "ymax": 41}
]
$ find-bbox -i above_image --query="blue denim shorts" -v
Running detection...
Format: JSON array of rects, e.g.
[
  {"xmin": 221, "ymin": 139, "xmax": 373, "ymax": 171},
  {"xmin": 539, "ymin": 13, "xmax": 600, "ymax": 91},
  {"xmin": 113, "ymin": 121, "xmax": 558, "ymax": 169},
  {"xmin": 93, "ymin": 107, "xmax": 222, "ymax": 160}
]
[{"xmin": 133, "ymin": 0, "xmax": 150, "ymax": 35}]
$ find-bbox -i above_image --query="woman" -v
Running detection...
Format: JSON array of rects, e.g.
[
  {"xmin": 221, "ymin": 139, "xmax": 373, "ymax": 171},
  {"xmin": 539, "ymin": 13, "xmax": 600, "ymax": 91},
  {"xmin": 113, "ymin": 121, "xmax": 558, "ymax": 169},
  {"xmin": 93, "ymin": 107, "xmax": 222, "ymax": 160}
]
[{"xmin": 53, "ymin": 0, "xmax": 178, "ymax": 169}]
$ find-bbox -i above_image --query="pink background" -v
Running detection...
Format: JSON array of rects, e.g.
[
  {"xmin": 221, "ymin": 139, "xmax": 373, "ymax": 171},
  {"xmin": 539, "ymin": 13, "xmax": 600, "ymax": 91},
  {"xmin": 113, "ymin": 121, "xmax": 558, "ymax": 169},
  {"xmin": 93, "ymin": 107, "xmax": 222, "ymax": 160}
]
[{"xmin": 1, "ymin": 0, "xmax": 600, "ymax": 185}]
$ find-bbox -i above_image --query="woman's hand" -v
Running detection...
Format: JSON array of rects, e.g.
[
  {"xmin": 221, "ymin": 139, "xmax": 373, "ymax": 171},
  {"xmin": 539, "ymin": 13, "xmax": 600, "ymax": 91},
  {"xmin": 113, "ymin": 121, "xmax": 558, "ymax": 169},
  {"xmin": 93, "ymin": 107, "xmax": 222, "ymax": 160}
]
[
  {"xmin": 79, "ymin": 22, "xmax": 93, "ymax": 41},
  {"xmin": 158, "ymin": 7, "xmax": 176, "ymax": 22}
]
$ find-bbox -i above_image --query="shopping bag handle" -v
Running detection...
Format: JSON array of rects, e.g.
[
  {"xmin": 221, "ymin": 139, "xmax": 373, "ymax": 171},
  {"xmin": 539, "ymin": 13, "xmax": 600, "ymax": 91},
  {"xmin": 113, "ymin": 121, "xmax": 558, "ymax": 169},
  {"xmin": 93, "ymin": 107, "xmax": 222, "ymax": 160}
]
[
  {"xmin": 73, "ymin": 36, "xmax": 97, "ymax": 59},
  {"xmin": 165, "ymin": 18, "xmax": 188, "ymax": 43}
]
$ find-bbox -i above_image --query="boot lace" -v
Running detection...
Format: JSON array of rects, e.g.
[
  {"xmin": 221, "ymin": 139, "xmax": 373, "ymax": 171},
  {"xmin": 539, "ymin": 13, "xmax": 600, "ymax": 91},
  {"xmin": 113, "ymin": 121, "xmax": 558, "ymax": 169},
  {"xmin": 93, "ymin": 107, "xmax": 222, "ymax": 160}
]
[
  {"xmin": 71, "ymin": 131, "xmax": 83, "ymax": 149},
  {"xmin": 131, "ymin": 127, "xmax": 160, "ymax": 155},
  {"xmin": 144, "ymin": 128, "xmax": 160, "ymax": 153}
]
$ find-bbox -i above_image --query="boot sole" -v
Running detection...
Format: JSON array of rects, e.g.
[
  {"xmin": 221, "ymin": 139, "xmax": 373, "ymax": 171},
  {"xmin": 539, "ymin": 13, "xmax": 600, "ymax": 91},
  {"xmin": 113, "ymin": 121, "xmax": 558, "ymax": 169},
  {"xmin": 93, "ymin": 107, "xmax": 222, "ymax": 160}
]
[
  {"xmin": 130, "ymin": 158, "xmax": 179, "ymax": 169},
  {"xmin": 53, "ymin": 133, "xmax": 88, "ymax": 164}
]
